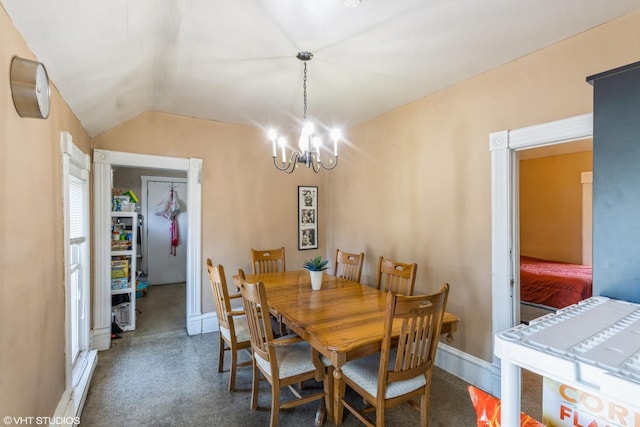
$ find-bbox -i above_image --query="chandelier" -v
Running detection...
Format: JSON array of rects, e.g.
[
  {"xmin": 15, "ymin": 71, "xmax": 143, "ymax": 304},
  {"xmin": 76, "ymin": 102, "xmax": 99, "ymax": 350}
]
[{"xmin": 268, "ymin": 51, "xmax": 340, "ymax": 173}]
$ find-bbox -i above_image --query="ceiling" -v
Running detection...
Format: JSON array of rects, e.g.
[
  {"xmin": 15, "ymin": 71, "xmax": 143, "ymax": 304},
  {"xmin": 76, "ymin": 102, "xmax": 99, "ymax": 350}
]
[{"xmin": 3, "ymin": 1, "xmax": 640, "ymax": 138}]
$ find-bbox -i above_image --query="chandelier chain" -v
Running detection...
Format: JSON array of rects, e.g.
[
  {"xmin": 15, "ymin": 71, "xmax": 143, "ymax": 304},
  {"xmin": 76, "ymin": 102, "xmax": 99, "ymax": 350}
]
[{"xmin": 303, "ymin": 62, "xmax": 308, "ymax": 121}]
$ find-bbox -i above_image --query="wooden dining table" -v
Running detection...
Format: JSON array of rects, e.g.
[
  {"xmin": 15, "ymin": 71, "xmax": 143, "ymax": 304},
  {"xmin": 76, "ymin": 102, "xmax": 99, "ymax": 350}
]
[{"xmin": 234, "ymin": 270, "xmax": 460, "ymax": 425}]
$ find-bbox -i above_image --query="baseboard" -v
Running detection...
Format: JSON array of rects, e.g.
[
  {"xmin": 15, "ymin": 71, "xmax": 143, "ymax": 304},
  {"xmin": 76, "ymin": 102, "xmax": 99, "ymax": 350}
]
[
  {"xmin": 92, "ymin": 327, "xmax": 111, "ymax": 351},
  {"xmin": 51, "ymin": 350, "xmax": 97, "ymax": 426},
  {"xmin": 435, "ymin": 342, "xmax": 499, "ymax": 394},
  {"xmin": 186, "ymin": 314, "xmax": 203, "ymax": 336},
  {"xmin": 201, "ymin": 312, "xmax": 218, "ymax": 333}
]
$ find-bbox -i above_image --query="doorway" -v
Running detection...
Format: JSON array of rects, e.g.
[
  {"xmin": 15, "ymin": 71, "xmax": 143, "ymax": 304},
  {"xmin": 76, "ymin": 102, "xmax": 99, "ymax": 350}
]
[
  {"xmin": 517, "ymin": 142, "xmax": 593, "ymax": 323},
  {"xmin": 141, "ymin": 176, "xmax": 188, "ymax": 285},
  {"xmin": 93, "ymin": 149, "xmax": 203, "ymax": 351},
  {"xmin": 489, "ymin": 113, "xmax": 593, "ymax": 352}
]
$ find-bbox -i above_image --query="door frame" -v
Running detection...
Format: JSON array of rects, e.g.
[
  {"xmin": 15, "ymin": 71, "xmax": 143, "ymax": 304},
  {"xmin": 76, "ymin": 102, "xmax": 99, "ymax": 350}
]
[
  {"xmin": 489, "ymin": 113, "xmax": 592, "ymax": 370},
  {"xmin": 93, "ymin": 149, "xmax": 203, "ymax": 350},
  {"xmin": 140, "ymin": 175, "xmax": 188, "ymax": 282}
]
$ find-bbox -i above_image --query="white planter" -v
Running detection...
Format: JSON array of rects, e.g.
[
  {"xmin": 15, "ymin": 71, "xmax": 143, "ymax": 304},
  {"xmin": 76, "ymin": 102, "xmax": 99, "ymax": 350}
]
[{"xmin": 309, "ymin": 270, "xmax": 324, "ymax": 290}]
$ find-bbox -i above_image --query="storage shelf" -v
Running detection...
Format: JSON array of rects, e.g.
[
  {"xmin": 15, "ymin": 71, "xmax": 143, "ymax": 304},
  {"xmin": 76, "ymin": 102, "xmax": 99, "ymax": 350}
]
[
  {"xmin": 111, "ymin": 211, "xmax": 138, "ymax": 333},
  {"xmin": 111, "ymin": 249, "xmax": 135, "ymax": 256}
]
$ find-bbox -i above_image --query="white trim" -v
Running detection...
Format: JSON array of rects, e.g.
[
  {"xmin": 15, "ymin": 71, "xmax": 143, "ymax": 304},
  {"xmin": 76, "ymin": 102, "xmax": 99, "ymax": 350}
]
[
  {"xmin": 93, "ymin": 150, "xmax": 203, "ymax": 349},
  {"xmin": 60, "ymin": 131, "xmax": 95, "ymax": 425},
  {"xmin": 201, "ymin": 311, "xmax": 219, "ymax": 334},
  {"xmin": 489, "ymin": 113, "xmax": 593, "ymax": 397},
  {"xmin": 50, "ymin": 350, "xmax": 96, "ymax": 426},
  {"xmin": 581, "ymin": 171, "xmax": 593, "ymax": 265},
  {"xmin": 435, "ymin": 343, "xmax": 499, "ymax": 394},
  {"xmin": 186, "ymin": 158, "xmax": 203, "ymax": 335}
]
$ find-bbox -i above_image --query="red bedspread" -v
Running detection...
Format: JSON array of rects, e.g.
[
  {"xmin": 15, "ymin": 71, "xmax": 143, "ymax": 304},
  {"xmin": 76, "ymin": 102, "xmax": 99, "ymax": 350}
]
[{"xmin": 520, "ymin": 256, "xmax": 592, "ymax": 309}]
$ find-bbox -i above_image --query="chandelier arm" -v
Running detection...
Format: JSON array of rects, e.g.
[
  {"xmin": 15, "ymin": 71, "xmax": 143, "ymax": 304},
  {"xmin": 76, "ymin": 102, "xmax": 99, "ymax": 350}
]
[
  {"xmin": 273, "ymin": 152, "xmax": 300, "ymax": 174},
  {"xmin": 310, "ymin": 153, "xmax": 321, "ymax": 173},
  {"xmin": 318, "ymin": 155, "xmax": 339, "ymax": 170}
]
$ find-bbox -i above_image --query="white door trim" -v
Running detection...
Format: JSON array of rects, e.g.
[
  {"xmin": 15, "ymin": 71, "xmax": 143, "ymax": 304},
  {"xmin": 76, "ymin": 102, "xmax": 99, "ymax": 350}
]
[
  {"xmin": 489, "ymin": 113, "xmax": 592, "ymax": 395},
  {"xmin": 93, "ymin": 150, "xmax": 203, "ymax": 350}
]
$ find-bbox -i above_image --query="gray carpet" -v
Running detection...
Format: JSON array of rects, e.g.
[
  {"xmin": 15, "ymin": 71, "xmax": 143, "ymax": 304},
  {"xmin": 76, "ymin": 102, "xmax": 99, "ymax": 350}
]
[{"xmin": 80, "ymin": 282, "xmax": 542, "ymax": 426}]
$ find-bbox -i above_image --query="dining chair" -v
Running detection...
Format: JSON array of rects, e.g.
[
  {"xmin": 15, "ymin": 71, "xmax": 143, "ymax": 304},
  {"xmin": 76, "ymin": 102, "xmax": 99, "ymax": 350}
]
[
  {"xmin": 251, "ymin": 247, "xmax": 288, "ymax": 335},
  {"xmin": 340, "ymin": 284, "xmax": 450, "ymax": 427},
  {"xmin": 375, "ymin": 256, "xmax": 418, "ymax": 296},
  {"xmin": 251, "ymin": 247, "xmax": 286, "ymax": 274},
  {"xmin": 334, "ymin": 249, "xmax": 365, "ymax": 283},
  {"xmin": 238, "ymin": 276, "xmax": 327, "ymax": 427},
  {"xmin": 206, "ymin": 258, "xmax": 252, "ymax": 392}
]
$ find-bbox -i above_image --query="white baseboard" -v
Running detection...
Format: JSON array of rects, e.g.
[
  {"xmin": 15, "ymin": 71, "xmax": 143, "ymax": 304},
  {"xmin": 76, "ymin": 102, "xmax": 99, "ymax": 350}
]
[
  {"xmin": 435, "ymin": 342, "xmax": 499, "ymax": 394},
  {"xmin": 92, "ymin": 327, "xmax": 111, "ymax": 351},
  {"xmin": 51, "ymin": 350, "xmax": 97, "ymax": 426},
  {"xmin": 201, "ymin": 312, "xmax": 218, "ymax": 333},
  {"xmin": 186, "ymin": 314, "xmax": 203, "ymax": 336}
]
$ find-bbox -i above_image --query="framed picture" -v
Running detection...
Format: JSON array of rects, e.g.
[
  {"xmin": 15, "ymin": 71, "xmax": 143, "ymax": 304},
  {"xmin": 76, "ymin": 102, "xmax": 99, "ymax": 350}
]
[{"xmin": 298, "ymin": 186, "xmax": 318, "ymax": 250}]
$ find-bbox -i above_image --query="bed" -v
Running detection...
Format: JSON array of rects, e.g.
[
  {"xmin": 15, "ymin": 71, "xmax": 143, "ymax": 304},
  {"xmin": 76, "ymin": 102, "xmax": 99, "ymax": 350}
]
[{"xmin": 520, "ymin": 255, "xmax": 593, "ymax": 310}]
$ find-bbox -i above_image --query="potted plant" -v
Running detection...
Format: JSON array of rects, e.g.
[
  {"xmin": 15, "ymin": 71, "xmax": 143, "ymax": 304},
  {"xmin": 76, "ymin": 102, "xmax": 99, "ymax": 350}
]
[{"xmin": 303, "ymin": 255, "xmax": 329, "ymax": 290}]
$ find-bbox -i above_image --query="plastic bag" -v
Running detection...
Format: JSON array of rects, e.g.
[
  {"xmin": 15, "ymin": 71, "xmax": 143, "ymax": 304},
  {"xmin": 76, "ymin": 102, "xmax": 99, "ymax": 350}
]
[
  {"xmin": 467, "ymin": 386, "xmax": 544, "ymax": 427},
  {"xmin": 155, "ymin": 187, "xmax": 182, "ymax": 220},
  {"xmin": 154, "ymin": 186, "xmax": 184, "ymax": 255}
]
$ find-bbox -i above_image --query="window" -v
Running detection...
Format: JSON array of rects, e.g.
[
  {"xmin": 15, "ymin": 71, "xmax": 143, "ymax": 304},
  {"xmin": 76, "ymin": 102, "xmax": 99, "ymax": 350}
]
[{"xmin": 61, "ymin": 131, "xmax": 96, "ymax": 417}]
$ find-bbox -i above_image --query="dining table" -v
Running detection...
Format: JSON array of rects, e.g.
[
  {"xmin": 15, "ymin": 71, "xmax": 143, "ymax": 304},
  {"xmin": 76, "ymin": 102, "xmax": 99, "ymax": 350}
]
[{"xmin": 234, "ymin": 269, "xmax": 460, "ymax": 425}]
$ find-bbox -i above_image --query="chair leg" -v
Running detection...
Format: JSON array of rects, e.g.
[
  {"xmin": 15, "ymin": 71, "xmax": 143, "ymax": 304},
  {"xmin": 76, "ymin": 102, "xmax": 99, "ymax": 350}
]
[
  {"xmin": 270, "ymin": 384, "xmax": 280, "ymax": 427},
  {"xmin": 251, "ymin": 362, "xmax": 260, "ymax": 410},
  {"xmin": 376, "ymin": 404, "xmax": 385, "ymax": 427},
  {"xmin": 420, "ymin": 394, "xmax": 428, "ymax": 427},
  {"xmin": 229, "ymin": 347, "xmax": 237, "ymax": 392},
  {"xmin": 218, "ymin": 335, "xmax": 225, "ymax": 373}
]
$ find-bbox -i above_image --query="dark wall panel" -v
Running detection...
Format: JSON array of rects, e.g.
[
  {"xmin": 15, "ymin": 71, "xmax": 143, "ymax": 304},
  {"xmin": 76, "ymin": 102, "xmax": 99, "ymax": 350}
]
[{"xmin": 589, "ymin": 62, "xmax": 640, "ymax": 303}]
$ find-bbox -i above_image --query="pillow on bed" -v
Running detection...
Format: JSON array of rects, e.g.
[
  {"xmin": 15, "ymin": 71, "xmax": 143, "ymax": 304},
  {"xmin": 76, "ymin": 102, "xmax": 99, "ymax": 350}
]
[{"xmin": 467, "ymin": 386, "xmax": 544, "ymax": 427}]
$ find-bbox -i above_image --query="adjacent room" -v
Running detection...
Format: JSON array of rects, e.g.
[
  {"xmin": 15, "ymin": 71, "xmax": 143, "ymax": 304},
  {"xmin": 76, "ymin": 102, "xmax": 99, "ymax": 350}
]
[{"xmin": 2, "ymin": 1, "xmax": 640, "ymax": 426}]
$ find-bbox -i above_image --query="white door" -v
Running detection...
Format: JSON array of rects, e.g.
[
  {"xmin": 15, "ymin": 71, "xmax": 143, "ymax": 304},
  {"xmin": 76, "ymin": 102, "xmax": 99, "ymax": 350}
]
[{"xmin": 144, "ymin": 178, "xmax": 188, "ymax": 285}]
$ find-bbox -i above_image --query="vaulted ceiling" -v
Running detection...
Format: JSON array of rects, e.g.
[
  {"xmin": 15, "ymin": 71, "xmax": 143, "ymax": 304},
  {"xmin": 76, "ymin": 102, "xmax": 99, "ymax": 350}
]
[{"xmin": 3, "ymin": 1, "xmax": 640, "ymax": 137}]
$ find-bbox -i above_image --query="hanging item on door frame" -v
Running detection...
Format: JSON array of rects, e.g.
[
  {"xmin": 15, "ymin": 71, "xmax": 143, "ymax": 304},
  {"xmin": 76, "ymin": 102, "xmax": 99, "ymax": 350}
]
[{"xmin": 154, "ymin": 183, "xmax": 185, "ymax": 256}]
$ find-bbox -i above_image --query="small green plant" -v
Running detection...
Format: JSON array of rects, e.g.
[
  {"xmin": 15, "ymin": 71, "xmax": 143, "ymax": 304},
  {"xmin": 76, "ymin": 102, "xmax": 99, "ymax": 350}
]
[{"xmin": 303, "ymin": 255, "xmax": 329, "ymax": 271}]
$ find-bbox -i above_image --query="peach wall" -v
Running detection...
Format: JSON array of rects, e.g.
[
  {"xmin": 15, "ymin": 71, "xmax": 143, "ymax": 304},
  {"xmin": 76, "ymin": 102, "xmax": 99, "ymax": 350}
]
[
  {"xmin": 92, "ymin": 112, "xmax": 326, "ymax": 310},
  {"xmin": 520, "ymin": 151, "xmax": 592, "ymax": 264},
  {"xmin": 327, "ymin": 10, "xmax": 640, "ymax": 360},
  {"xmin": 0, "ymin": 5, "xmax": 91, "ymax": 418}
]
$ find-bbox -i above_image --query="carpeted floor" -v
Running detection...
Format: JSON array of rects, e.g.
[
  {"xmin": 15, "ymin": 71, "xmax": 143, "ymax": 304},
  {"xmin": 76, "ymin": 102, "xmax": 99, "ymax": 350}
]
[{"xmin": 80, "ymin": 282, "xmax": 542, "ymax": 426}]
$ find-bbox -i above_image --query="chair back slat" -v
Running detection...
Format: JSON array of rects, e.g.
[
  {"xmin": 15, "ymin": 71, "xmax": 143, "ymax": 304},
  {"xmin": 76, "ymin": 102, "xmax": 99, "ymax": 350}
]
[
  {"xmin": 334, "ymin": 249, "xmax": 365, "ymax": 283},
  {"xmin": 251, "ymin": 247, "xmax": 286, "ymax": 274},
  {"xmin": 238, "ymin": 277, "xmax": 276, "ymax": 369},
  {"xmin": 381, "ymin": 284, "xmax": 449, "ymax": 387},
  {"xmin": 376, "ymin": 256, "xmax": 418, "ymax": 296},
  {"xmin": 206, "ymin": 258, "xmax": 233, "ymax": 332}
]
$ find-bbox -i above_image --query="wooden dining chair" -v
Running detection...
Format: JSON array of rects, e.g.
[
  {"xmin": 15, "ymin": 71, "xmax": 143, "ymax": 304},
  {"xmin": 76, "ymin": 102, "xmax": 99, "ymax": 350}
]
[
  {"xmin": 206, "ymin": 258, "xmax": 252, "ymax": 392},
  {"xmin": 251, "ymin": 247, "xmax": 286, "ymax": 274},
  {"xmin": 375, "ymin": 256, "xmax": 418, "ymax": 296},
  {"xmin": 238, "ymin": 276, "xmax": 327, "ymax": 427},
  {"xmin": 334, "ymin": 249, "xmax": 365, "ymax": 283},
  {"xmin": 251, "ymin": 247, "xmax": 288, "ymax": 335},
  {"xmin": 340, "ymin": 284, "xmax": 450, "ymax": 427}
]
